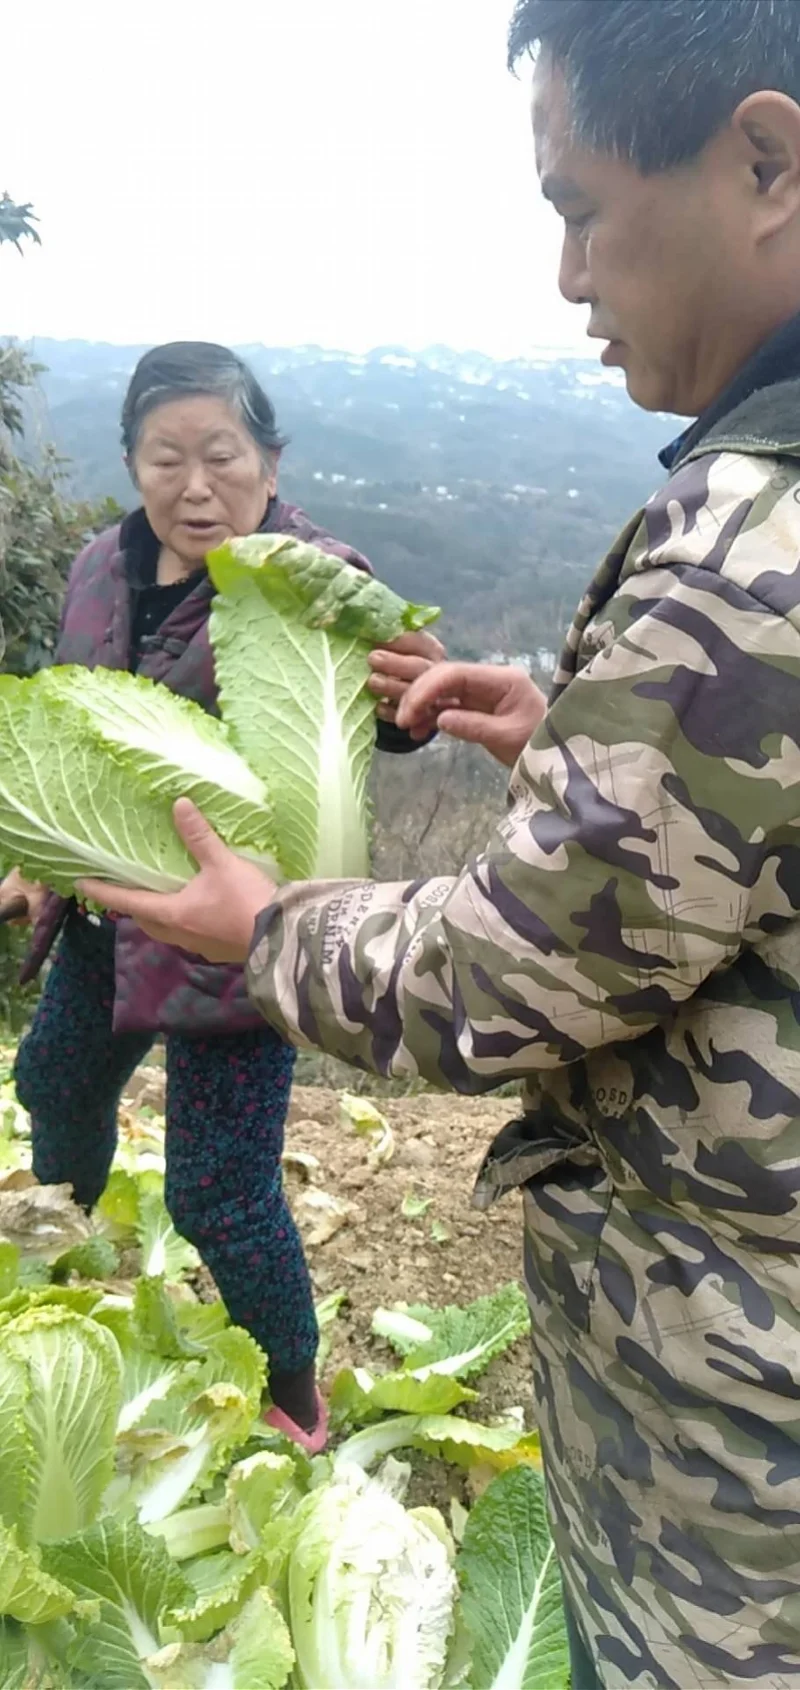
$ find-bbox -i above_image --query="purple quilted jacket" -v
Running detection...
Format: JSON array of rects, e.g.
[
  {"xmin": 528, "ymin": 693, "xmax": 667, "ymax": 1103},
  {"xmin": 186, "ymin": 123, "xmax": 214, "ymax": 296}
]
[{"xmin": 21, "ymin": 501, "xmax": 380, "ymax": 1035}]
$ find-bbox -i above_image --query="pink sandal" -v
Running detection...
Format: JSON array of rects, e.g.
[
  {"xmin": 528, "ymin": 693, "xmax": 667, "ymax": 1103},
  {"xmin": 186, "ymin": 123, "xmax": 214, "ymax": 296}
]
[{"xmin": 262, "ymin": 1388, "xmax": 329, "ymax": 1456}]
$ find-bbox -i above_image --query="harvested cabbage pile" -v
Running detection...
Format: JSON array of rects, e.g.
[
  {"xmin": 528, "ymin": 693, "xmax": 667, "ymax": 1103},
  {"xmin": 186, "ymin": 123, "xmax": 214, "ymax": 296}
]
[{"xmin": 0, "ymin": 535, "xmax": 439, "ymax": 893}]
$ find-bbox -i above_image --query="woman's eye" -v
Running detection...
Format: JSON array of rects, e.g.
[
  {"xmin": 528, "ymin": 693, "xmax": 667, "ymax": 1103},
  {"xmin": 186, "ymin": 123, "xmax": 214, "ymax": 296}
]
[{"xmin": 209, "ymin": 454, "xmax": 235, "ymax": 466}]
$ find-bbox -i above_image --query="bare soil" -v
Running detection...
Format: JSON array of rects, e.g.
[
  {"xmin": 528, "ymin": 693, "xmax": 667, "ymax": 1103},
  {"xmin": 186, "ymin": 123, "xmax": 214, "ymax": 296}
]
[
  {"xmin": 285, "ymin": 1086, "xmax": 533, "ymax": 1512},
  {"xmin": 282, "ymin": 1087, "xmax": 530, "ymax": 1404},
  {"xmin": 125, "ymin": 1071, "xmax": 534, "ymax": 1512}
]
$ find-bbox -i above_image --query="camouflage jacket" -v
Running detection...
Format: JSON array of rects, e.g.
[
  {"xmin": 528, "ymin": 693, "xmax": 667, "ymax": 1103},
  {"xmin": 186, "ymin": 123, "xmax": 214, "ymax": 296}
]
[
  {"xmin": 247, "ymin": 326, "xmax": 800, "ymax": 1685},
  {"xmin": 22, "ymin": 499, "xmax": 417, "ymax": 1037}
]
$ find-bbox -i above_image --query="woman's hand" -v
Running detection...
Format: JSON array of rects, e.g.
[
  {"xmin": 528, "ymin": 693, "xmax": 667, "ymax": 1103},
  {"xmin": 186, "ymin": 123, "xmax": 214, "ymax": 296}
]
[
  {"xmin": 78, "ymin": 800, "xmax": 277, "ymax": 964},
  {"xmin": 395, "ymin": 661, "xmax": 547, "ymax": 767},
  {"xmin": 0, "ymin": 868, "xmax": 47, "ymax": 927},
  {"xmin": 367, "ymin": 629, "xmax": 446, "ymax": 725}
]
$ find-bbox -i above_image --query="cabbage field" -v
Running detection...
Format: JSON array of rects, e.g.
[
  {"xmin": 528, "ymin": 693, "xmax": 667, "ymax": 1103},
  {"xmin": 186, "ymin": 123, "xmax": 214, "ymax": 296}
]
[{"xmin": 0, "ymin": 1048, "xmax": 569, "ymax": 1689}]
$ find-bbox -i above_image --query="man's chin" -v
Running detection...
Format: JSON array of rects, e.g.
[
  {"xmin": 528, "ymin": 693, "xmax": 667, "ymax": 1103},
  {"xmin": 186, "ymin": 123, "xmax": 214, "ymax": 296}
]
[{"xmin": 622, "ymin": 364, "xmax": 674, "ymax": 415}]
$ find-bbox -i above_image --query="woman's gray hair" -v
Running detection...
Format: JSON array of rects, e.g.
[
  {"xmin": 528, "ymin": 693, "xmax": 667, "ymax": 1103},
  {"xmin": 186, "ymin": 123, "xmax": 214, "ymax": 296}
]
[{"xmin": 121, "ymin": 341, "xmax": 288, "ymax": 461}]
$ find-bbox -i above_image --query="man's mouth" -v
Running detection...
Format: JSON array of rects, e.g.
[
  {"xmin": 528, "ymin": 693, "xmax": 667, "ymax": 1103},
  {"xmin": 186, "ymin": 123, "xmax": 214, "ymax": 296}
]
[{"xmin": 588, "ymin": 325, "xmax": 624, "ymax": 358}]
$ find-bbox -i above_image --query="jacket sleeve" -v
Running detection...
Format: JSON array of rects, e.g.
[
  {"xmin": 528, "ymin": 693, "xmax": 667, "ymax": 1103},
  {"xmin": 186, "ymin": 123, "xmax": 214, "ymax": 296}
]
[
  {"xmin": 247, "ymin": 576, "xmax": 800, "ymax": 1083},
  {"xmin": 246, "ymin": 474, "xmax": 800, "ymax": 1091}
]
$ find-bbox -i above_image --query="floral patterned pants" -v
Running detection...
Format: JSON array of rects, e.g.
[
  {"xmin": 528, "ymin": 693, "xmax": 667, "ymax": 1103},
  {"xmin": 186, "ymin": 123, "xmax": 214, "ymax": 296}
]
[{"xmin": 15, "ymin": 912, "xmax": 319, "ymax": 1374}]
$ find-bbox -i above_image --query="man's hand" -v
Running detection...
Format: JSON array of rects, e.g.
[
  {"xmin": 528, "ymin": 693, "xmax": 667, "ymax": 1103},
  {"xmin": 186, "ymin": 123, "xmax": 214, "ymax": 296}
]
[
  {"xmin": 367, "ymin": 629, "xmax": 446, "ymax": 725},
  {"xmin": 395, "ymin": 661, "xmax": 547, "ymax": 767},
  {"xmin": 77, "ymin": 799, "xmax": 277, "ymax": 964}
]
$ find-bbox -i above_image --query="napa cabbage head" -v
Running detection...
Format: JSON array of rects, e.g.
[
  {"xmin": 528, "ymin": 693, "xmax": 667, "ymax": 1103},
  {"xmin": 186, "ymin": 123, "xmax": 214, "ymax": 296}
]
[
  {"xmin": 0, "ymin": 666, "xmax": 279, "ymax": 895},
  {"xmin": 208, "ymin": 533, "xmax": 439, "ymax": 880},
  {"xmin": 286, "ymin": 1459, "xmax": 456, "ymax": 1690},
  {"xmin": 0, "ymin": 538, "xmax": 437, "ymax": 892}
]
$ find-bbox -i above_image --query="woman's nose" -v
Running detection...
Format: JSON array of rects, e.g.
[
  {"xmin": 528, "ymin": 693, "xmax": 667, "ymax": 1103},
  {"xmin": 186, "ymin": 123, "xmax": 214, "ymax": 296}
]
[{"xmin": 183, "ymin": 462, "xmax": 214, "ymax": 500}]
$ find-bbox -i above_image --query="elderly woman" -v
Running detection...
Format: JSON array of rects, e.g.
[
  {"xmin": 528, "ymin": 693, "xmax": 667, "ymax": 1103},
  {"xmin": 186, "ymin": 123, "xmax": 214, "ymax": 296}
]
[{"xmin": 3, "ymin": 341, "xmax": 441, "ymax": 1451}]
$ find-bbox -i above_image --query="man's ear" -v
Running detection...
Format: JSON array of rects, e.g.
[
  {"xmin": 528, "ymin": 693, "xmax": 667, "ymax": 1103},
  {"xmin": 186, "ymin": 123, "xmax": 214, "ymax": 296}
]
[{"xmin": 733, "ymin": 91, "xmax": 800, "ymax": 240}]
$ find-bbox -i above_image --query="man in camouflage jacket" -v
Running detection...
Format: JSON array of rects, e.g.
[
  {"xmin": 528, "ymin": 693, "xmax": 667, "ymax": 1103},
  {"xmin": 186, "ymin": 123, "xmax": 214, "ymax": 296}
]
[{"xmin": 83, "ymin": 2, "xmax": 800, "ymax": 1683}]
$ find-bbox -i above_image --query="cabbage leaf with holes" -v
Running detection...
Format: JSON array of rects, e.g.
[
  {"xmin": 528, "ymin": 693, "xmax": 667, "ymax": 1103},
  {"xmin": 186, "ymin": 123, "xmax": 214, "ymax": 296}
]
[{"xmin": 208, "ymin": 533, "xmax": 439, "ymax": 879}]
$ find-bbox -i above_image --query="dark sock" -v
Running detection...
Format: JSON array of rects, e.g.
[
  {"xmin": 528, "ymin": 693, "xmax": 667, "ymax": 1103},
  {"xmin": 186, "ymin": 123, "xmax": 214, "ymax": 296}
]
[{"xmin": 269, "ymin": 1363, "xmax": 318, "ymax": 1432}]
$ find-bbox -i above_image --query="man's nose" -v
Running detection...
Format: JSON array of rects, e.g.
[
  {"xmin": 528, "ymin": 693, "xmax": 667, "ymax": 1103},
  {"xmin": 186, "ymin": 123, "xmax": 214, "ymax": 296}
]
[{"xmin": 558, "ymin": 229, "xmax": 593, "ymax": 308}]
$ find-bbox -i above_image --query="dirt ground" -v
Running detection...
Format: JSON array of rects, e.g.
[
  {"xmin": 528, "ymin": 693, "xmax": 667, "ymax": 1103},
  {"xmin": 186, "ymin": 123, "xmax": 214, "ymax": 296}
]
[
  {"xmin": 282, "ymin": 1086, "xmax": 531, "ymax": 1412},
  {"xmin": 284, "ymin": 1085, "xmax": 534, "ymax": 1511}
]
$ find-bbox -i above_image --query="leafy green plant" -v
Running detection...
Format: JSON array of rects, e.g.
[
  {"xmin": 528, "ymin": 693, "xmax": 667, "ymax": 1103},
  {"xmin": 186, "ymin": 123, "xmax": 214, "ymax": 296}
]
[
  {"xmin": 372, "ymin": 1283, "xmax": 531, "ymax": 1379},
  {"xmin": 0, "ymin": 536, "xmax": 438, "ymax": 893},
  {"xmin": 208, "ymin": 532, "xmax": 439, "ymax": 880},
  {"xmin": 0, "ymin": 214, "xmax": 124, "ymax": 1032},
  {"xmin": 458, "ymin": 1466, "xmax": 570, "ymax": 1689},
  {"xmin": 0, "ymin": 1073, "xmax": 566, "ymax": 1687},
  {"xmin": 287, "ymin": 1459, "xmax": 457, "ymax": 1690},
  {"xmin": 0, "ymin": 195, "xmax": 40, "ymax": 254}
]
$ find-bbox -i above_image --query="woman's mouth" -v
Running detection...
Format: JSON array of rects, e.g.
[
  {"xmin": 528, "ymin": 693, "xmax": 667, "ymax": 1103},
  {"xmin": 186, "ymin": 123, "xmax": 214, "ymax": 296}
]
[{"xmin": 181, "ymin": 519, "xmax": 224, "ymax": 534}]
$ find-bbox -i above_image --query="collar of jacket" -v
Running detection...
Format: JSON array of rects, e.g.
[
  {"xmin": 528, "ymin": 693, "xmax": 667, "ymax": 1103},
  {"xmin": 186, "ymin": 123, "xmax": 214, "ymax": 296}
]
[
  {"xmin": 659, "ymin": 309, "xmax": 800, "ymax": 474},
  {"xmin": 118, "ymin": 497, "xmax": 281, "ymax": 587}
]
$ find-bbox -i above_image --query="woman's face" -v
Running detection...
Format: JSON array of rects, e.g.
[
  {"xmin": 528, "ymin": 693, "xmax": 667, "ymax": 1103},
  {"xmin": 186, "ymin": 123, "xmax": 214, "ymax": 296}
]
[{"xmin": 131, "ymin": 395, "xmax": 277, "ymax": 565}]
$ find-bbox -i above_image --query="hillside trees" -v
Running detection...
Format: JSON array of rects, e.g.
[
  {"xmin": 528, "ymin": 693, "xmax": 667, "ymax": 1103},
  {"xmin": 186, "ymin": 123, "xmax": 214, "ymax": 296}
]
[
  {"xmin": 1, "ymin": 197, "xmax": 120, "ymax": 675},
  {"xmin": 0, "ymin": 193, "xmax": 40, "ymax": 252},
  {"xmin": 0, "ymin": 196, "xmax": 120, "ymax": 1023}
]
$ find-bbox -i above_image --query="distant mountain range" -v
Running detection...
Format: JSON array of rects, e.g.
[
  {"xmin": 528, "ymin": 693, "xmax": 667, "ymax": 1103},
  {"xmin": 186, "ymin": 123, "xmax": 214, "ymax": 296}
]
[{"xmin": 19, "ymin": 339, "xmax": 674, "ymax": 662}]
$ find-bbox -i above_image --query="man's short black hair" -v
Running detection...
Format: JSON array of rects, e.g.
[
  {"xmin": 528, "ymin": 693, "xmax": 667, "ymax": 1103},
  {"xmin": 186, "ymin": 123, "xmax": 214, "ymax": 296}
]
[{"xmin": 508, "ymin": 0, "xmax": 800, "ymax": 173}]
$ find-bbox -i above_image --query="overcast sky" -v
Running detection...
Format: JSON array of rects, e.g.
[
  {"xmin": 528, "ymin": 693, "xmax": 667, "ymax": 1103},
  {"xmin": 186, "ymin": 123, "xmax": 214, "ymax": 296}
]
[{"xmin": 1, "ymin": 0, "xmax": 589, "ymax": 358}]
